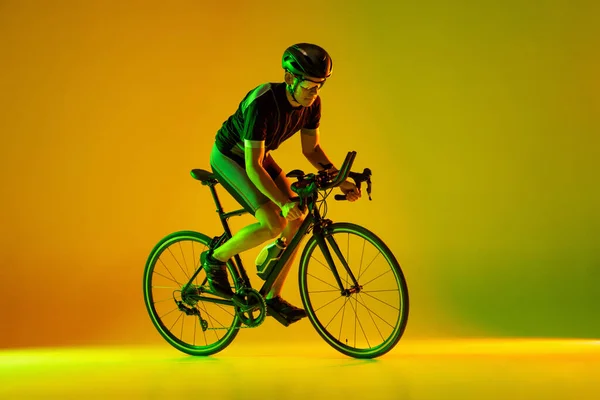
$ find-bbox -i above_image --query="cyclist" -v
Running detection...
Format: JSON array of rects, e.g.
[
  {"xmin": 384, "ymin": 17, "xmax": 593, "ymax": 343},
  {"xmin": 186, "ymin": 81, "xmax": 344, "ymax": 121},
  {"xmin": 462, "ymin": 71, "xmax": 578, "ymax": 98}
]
[{"xmin": 202, "ymin": 43, "xmax": 361, "ymax": 324}]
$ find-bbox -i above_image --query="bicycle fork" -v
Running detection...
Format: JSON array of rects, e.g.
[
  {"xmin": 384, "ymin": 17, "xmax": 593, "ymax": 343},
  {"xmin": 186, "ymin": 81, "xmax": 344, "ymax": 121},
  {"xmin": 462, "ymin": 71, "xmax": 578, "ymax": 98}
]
[{"xmin": 313, "ymin": 226, "xmax": 362, "ymax": 296}]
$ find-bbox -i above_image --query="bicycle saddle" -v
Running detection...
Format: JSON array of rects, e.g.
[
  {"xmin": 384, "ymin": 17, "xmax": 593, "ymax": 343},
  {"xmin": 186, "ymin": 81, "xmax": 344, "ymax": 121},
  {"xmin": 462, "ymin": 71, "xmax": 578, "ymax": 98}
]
[{"xmin": 190, "ymin": 169, "xmax": 218, "ymax": 185}]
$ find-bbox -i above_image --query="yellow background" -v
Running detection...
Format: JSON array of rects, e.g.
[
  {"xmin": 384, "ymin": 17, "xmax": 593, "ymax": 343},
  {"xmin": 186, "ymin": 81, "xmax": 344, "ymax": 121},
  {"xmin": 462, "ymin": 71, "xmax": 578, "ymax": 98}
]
[{"xmin": 1, "ymin": 0, "xmax": 598, "ymax": 348}]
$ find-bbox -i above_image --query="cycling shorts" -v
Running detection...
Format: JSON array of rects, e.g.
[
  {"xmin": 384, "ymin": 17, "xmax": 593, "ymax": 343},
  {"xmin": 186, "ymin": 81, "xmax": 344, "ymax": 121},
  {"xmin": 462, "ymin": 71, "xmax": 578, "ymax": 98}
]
[{"xmin": 209, "ymin": 144, "xmax": 282, "ymax": 216}]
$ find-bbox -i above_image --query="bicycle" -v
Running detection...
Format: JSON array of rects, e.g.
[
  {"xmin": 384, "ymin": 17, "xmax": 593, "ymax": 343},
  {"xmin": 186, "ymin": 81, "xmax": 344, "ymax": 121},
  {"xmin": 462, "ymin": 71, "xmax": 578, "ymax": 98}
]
[{"xmin": 143, "ymin": 151, "xmax": 409, "ymax": 359}]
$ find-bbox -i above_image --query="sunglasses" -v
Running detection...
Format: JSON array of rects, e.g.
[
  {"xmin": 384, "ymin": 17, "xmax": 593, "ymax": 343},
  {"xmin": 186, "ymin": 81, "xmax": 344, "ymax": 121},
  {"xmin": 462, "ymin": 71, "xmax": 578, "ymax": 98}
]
[{"xmin": 297, "ymin": 76, "xmax": 326, "ymax": 92}]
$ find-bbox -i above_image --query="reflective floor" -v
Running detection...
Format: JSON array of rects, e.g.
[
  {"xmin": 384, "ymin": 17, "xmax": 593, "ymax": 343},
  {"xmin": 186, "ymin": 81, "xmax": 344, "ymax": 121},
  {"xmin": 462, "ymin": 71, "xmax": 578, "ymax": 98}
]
[{"xmin": 1, "ymin": 339, "xmax": 599, "ymax": 399}]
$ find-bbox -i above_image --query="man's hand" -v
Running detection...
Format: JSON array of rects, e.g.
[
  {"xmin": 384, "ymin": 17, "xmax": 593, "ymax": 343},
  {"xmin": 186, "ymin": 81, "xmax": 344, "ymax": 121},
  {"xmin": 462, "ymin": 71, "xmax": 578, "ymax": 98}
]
[
  {"xmin": 281, "ymin": 201, "xmax": 304, "ymax": 220},
  {"xmin": 339, "ymin": 181, "xmax": 361, "ymax": 202}
]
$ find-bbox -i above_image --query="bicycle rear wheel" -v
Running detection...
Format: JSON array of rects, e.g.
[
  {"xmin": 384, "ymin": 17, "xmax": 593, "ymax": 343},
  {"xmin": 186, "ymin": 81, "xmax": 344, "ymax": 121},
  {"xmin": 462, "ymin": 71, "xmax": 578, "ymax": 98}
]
[
  {"xmin": 143, "ymin": 230, "xmax": 241, "ymax": 356},
  {"xmin": 299, "ymin": 223, "xmax": 409, "ymax": 358}
]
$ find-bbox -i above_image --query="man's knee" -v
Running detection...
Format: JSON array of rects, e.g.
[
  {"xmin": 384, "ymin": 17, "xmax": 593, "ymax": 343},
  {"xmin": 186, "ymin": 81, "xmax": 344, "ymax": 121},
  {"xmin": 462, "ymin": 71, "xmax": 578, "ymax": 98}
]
[
  {"xmin": 267, "ymin": 220, "xmax": 286, "ymax": 238},
  {"xmin": 256, "ymin": 202, "xmax": 286, "ymax": 238}
]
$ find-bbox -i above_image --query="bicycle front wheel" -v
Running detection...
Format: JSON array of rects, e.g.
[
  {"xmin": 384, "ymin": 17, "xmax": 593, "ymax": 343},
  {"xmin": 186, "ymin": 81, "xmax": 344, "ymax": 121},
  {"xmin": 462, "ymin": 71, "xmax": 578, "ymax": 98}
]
[
  {"xmin": 298, "ymin": 223, "xmax": 409, "ymax": 358},
  {"xmin": 143, "ymin": 230, "xmax": 241, "ymax": 356}
]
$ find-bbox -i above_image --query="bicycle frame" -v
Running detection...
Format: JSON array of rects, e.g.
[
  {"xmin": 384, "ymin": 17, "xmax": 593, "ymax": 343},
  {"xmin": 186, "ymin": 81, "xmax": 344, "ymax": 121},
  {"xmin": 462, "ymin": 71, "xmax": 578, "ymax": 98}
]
[
  {"xmin": 146, "ymin": 151, "xmax": 409, "ymax": 358},
  {"xmin": 186, "ymin": 181, "xmax": 361, "ymax": 308}
]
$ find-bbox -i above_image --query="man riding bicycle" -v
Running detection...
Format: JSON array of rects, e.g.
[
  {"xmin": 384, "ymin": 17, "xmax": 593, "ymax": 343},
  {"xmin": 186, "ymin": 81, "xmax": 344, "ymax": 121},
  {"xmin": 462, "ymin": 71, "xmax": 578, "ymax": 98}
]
[{"xmin": 201, "ymin": 43, "xmax": 361, "ymax": 324}]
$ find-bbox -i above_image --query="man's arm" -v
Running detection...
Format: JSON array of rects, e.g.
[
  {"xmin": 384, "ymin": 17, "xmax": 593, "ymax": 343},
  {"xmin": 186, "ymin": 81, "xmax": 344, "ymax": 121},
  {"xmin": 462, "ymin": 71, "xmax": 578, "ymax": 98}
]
[
  {"xmin": 300, "ymin": 128, "xmax": 337, "ymax": 172},
  {"xmin": 301, "ymin": 128, "xmax": 362, "ymax": 202},
  {"xmin": 245, "ymin": 140, "xmax": 290, "ymax": 208}
]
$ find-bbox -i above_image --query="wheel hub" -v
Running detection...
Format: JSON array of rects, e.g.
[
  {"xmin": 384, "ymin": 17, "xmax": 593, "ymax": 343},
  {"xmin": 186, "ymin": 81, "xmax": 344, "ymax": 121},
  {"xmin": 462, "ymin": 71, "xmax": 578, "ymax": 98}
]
[
  {"xmin": 180, "ymin": 284, "xmax": 204, "ymax": 306},
  {"xmin": 342, "ymin": 285, "xmax": 363, "ymax": 297}
]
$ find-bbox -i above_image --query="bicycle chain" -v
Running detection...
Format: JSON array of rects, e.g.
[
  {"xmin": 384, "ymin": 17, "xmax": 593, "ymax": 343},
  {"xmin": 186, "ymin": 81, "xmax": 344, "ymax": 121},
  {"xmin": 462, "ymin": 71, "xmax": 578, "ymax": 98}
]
[
  {"xmin": 203, "ymin": 324, "xmax": 256, "ymax": 331},
  {"xmin": 198, "ymin": 313, "xmax": 264, "ymax": 331},
  {"xmin": 176, "ymin": 300, "xmax": 260, "ymax": 330},
  {"xmin": 180, "ymin": 287, "xmax": 267, "ymax": 331}
]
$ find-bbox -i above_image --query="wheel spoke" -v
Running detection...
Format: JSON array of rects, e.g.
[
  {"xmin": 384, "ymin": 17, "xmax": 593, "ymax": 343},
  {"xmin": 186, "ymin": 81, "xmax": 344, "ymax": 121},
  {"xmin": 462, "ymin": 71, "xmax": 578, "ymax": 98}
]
[
  {"xmin": 144, "ymin": 233, "xmax": 240, "ymax": 355},
  {"xmin": 308, "ymin": 289, "xmax": 340, "ymax": 294},
  {"xmin": 359, "ymin": 293, "xmax": 385, "ymax": 342},
  {"xmin": 178, "ymin": 241, "xmax": 190, "ymax": 277},
  {"xmin": 349, "ymin": 295, "xmax": 370, "ymax": 349},
  {"xmin": 320, "ymin": 296, "xmax": 348, "ymax": 330},
  {"xmin": 352, "ymin": 295, "xmax": 397, "ymax": 329},
  {"xmin": 357, "ymin": 251, "xmax": 382, "ymax": 282},
  {"xmin": 167, "ymin": 247, "xmax": 191, "ymax": 281},
  {"xmin": 300, "ymin": 224, "xmax": 408, "ymax": 358},
  {"xmin": 196, "ymin": 302, "xmax": 211, "ymax": 345},
  {"xmin": 338, "ymin": 297, "xmax": 349, "ymax": 342},
  {"xmin": 198, "ymin": 301, "xmax": 230, "ymax": 330},
  {"xmin": 193, "ymin": 315, "xmax": 197, "ymax": 346},
  {"xmin": 159, "ymin": 306, "xmax": 179, "ymax": 320},
  {"xmin": 193, "ymin": 243, "xmax": 206, "ymax": 287},
  {"xmin": 152, "ymin": 297, "xmax": 176, "ymax": 305},
  {"xmin": 307, "ymin": 272, "xmax": 339, "ymax": 291},
  {"xmin": 358, "ymin": 239, "xmax": 366, "ymax": 281},
  {"xmin": 213, "ymin": 301, "xmax": 236, "ymax": 319},
  {"xmin": 346, "ymin": 232, "xmax": 350, "ymax": 278},
  {"xmin": 344, "ymin": 235, "xmax": 351, "ymax": 291},
  {"xmin": 168, "ymin": 312, "xmax": 184, "ymax": 332},
  {"xmin": 360, "ymin": 291, "xmax": 400, "ymax": 311},
  {"xmin": 157, "ymin": 259, "xmax": 181, "ymax": 286},
  {"xmin": 354, "ymin": 296, "xmax": 358, "ymax": 348},
  {"xmin": 180, "ymin": 312, "xmax": 185, "ymax": 339},
  {"xmin": 310, "ymin": 255, "xmax": 332, "ymax": 272},
  {"xmin": 315, "ymin": 294, "xmax": 344, "ymax": 314},
  {"xmin": 362, "ymin": 269, "xmax": 393, "ymax": 287}
]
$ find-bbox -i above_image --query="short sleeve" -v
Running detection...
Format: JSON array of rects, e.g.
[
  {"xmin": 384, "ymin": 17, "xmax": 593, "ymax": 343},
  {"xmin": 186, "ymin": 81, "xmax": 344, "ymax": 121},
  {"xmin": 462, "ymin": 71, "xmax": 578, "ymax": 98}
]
[
  {"xmin": 242, "ymin": 98, "xmax": 270, "ymax": 142},
  {"xmin": 303, "ymin": 96, "xmax": 321, "ymax": 129}
]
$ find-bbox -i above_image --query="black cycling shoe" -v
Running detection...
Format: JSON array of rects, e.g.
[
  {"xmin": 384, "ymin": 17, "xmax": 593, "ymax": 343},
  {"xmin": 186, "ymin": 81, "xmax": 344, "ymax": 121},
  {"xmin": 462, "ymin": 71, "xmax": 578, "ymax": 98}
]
[
  {"xmin": 266, "ymin": 296, "xmax": 307, "ymax": 321},
  {"xmin": 201, "ymin": 250, "xmax": 233, "ymax": 298}
]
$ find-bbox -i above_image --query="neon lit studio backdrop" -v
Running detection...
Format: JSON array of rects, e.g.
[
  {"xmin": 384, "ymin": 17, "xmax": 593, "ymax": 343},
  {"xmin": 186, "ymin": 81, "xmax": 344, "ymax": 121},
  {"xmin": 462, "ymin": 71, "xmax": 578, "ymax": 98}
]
[{"xmin": 0, "ymin": 0, "xmax": 598, "ymax": 350}]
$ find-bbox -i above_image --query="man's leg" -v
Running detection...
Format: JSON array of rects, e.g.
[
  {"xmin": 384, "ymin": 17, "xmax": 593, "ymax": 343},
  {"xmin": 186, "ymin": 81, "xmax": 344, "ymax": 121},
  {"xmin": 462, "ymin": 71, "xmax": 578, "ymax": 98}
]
[
  {"xmin": 266, "ymin": 217, "xmax": 304, "ymax": 298},
  {"xmin": 204, "ymin": 145, "xmax": 291, "ymax": 297},
  {"xmin": 208, "ymin": 145, "xmax": 287, "ymax": 262},
  {"xmin": 202, "ymin": 201, "xmax": 286, "ymax": 298},
  {"xmin": 212, "ymin": 202, "xmax": 285, "ymax": 262},
  {"xmin": 266, "ymin": 171, "xmax": 305, "ymax": 299}
]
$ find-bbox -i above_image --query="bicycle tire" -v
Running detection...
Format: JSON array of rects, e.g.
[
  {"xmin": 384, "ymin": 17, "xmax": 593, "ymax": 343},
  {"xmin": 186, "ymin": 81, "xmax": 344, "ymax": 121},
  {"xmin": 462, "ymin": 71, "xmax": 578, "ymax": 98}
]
[
  {"xmin": 298, "ymin": 223, "xmax": 409, "ymax": 358},
  {"xmin": 143, "ymin": 230, "xmax": 241, "ymax": 356}
]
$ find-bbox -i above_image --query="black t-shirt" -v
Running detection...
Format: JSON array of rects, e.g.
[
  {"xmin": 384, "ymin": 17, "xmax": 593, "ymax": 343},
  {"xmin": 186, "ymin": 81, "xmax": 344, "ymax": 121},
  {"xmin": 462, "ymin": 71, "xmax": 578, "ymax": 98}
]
[{"xmin": 214, "ymin": 82, "xmax": 321, "ymax": 165}]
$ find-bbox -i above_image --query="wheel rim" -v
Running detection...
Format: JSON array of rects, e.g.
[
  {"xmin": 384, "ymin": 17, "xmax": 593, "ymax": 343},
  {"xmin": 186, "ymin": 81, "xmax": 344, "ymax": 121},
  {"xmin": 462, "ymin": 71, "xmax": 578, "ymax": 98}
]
[
  {"xmin": 300, "ymin": 225, "xmax": 409, "ymax": 357},
  {"xmin": 143, "ymin": 232, "xmax": 240, "ymax": 354}
]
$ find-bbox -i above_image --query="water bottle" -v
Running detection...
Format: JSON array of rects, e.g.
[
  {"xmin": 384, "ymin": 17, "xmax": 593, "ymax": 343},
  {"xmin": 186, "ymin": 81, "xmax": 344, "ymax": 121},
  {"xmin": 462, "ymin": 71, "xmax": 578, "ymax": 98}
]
[{"xmin": 255, "ymin": 237, "xmax": 287, "ymax": 280}]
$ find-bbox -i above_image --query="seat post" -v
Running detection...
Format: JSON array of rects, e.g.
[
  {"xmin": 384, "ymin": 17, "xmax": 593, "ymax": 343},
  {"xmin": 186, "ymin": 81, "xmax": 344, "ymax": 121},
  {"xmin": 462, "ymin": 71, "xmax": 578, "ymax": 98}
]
[
  {"xmin": 207, "ymin": 183, "xmax": 236, "ymax": 238},
  {"xmin": 207, "ymin": 184, "xmax": 224, "ymax": 215}
]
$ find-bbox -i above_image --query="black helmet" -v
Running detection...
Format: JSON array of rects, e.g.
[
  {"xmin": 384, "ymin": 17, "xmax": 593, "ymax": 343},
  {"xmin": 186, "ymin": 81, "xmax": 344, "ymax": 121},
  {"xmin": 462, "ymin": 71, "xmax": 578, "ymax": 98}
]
[{"xmin": 282, "ymin": 43, "xmax": 333, "ymax": 79}]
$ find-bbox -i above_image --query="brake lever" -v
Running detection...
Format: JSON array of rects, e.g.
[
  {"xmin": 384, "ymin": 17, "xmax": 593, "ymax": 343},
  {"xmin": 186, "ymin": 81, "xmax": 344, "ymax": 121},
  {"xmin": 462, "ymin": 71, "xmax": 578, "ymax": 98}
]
[
  {"xmin": 286, "ymin": 169, "xmax": 305, "ymax": 179},
  {"xmin": 334, "ymin": 168, "xmax": 373, "ymax": 201}
]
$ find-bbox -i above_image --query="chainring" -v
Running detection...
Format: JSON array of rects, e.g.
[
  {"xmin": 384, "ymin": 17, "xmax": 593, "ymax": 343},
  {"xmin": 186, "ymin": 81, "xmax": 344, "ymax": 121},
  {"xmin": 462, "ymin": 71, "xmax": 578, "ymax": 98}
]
[{"xmin": 233, "ymin": 288, "xmax": 267, "ymax": 328}]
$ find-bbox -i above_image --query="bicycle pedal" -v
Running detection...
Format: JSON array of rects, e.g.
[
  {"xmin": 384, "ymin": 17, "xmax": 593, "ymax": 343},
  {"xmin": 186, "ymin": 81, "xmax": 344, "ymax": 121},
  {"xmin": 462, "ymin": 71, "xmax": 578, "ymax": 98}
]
[
  {"xmin": 266, "ymin": 306, "xmax": 300, "ymax": 327},
  {"xmin": 269, "ymin": 312, "xmax": 291, "ymax": 327}
]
